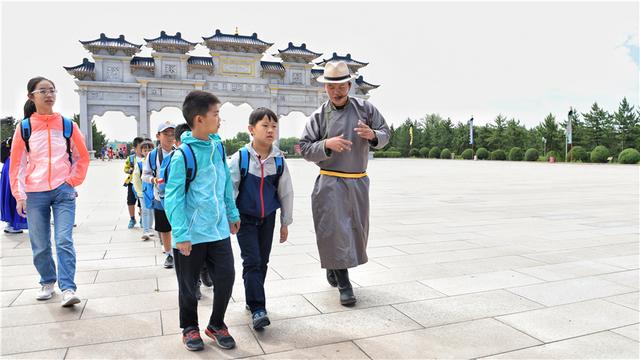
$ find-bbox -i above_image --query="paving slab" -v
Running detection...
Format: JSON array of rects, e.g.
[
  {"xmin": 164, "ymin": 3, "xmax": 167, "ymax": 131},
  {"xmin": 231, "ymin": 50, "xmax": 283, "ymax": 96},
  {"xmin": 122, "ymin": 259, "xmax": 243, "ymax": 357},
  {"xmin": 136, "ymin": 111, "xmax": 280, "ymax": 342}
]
[
  {"xmin": 1, "ymin": 312, "xmax": 162, "ymax": 355},
  {"xmin": 496, "ymin": 299, "xmax": 639, "ymax": 342},
  {"xmin": 64, "ymin": 327, "xmax": 263, "ymax": 359},
  {"xmin": 244, "ymin": 341, "xmax": 369, "ymax": 359},
  {"xmin": 485, "ymin": 331, "xmax": 639, "ymax": 359},
  {"xmin": 355, "ymin": 318, "xmax": 541, "ymax": 359},
  {"xmin": 508, "ymin": 276, "xmax": 635, "ymax": 306},
  {"xmin": 393, "ymin": 289, "xmax": 543, "ymax": 328},
  {"xmin": 253, "ymin": 306, "xmax": 422, "ymax": 353},
  {"xmin": 420, "ymin": 270, "xmax": 543, "ymax": 296}
]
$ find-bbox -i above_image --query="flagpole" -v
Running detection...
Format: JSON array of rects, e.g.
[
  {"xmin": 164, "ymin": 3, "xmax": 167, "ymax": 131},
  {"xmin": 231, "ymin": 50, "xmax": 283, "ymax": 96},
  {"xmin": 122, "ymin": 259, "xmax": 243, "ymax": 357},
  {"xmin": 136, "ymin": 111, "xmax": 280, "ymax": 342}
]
[{"xmin": 566, "ymin": 109, "xmax": 573, "ymax": 162}]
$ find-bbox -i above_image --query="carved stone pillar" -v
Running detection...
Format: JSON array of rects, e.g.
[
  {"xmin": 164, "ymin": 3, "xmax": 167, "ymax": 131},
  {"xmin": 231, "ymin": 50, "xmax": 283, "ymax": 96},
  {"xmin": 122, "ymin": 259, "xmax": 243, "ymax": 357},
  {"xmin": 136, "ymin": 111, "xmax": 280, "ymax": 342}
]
[{"xmin": 78, "ymin": 88, "xmax": 92, "ymax": 151}]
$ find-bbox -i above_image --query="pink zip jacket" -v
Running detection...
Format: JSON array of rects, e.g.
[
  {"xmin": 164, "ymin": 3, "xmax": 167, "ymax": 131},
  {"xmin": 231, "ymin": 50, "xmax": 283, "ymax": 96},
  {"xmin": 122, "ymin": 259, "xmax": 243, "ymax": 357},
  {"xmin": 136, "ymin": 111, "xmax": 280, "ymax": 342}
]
[{"xmin": 9, "ymin": 113, "xmax": 90, "ymax": 201}]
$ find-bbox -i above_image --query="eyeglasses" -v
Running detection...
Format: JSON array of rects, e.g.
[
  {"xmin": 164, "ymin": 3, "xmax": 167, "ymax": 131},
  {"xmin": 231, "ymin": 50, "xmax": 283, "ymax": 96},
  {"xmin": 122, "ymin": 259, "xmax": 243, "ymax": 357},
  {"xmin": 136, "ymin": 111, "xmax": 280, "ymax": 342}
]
[{"xmin": 31, "ymin": 88, "xmax": 57, "ymax": 96}]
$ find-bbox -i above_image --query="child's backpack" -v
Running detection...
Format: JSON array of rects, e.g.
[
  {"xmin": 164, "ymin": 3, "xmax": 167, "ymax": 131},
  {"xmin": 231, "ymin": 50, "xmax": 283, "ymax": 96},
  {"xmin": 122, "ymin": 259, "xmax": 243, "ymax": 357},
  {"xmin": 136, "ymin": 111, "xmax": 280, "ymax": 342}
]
[
  {"xmin": 157, "ymin": 141, "xmax": 226, "ymax": 208},
  {"xmin": 20, "ymin": 116, "xmax": 73, "ymax": 163},
  {"xmin": 238, "ymin": 147, "xmax": 284, "ymax": 184},
  {"xmin": 1, "ymin": 138, "xmax": 11, "ymax": 163},
  {"xmin": 127, "ymin": 154, "xmax": 136, "ymax": 169}
]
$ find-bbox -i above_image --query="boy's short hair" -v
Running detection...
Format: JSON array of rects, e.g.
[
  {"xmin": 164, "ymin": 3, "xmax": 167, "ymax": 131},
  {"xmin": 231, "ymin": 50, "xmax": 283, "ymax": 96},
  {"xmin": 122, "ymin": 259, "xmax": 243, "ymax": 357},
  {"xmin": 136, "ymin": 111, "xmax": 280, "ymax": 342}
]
[
  {"xmin": 249, "ymin": 107, "xmax": 278, "ymax": 126},
  {"xmin": 175, "ymin": 123, "xmax": 191, "ymax": 142},
  {"xmin": 140, "ymin": 139, "xmax": 155, "ymax": 150},
  {"xmin": 182, "ymin": 90, "xmax": 221, "ymax": 128},
  {"xmin": 132, "ymin": 137, "xmax": 144, "ymax": 148}
]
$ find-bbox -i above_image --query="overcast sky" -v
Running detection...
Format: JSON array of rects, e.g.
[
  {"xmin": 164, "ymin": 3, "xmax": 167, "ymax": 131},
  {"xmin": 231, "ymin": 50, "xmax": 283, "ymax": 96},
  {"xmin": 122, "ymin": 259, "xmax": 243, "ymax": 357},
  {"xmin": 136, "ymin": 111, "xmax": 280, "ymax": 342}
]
[{"xmin": 1, "ymin": 1, "xmax": 638, "ymax": 142}]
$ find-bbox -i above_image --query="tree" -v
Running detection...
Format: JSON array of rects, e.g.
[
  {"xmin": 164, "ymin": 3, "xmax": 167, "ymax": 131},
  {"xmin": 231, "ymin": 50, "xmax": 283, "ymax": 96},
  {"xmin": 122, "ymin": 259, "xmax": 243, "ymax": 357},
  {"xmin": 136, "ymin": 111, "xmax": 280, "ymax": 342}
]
[
  {"xmin": 503, "ymin": 118, "xmax": 528, "ymax": 150},
  {"xmin": 486, "ymin": 114, "xmax": 507, "ymax": 151},
  {"xmin": 582, "ymin": 102, "xmax": 614, "ymax": 150},
  {"xmin": 223, "ymin": 131, "xmax": 250, "ymax": 156},
  {"xmin": 613, "ymin": 97, "xmax": 639, "ymax": 151},
  {"xmin": 278, "ymin": 137, "xmax": 299, "ymax": 155},
  {"xmin": 389, "ymin": 118, "xmax": 413, "ymax": 156},
  {"xmin": 235, "ymin": 132, "xmax": 250, "ymax": 143},
  {"xmin": 1, "ymin": 116, "xmax": 18, "ymax": 140},
  {"xmin": 72, "ymin": 114, "xmax": 108, "ymax": 151},
  {"xmin": 535, "ymin": 113, "xmax": 564, "ymax": 155}
]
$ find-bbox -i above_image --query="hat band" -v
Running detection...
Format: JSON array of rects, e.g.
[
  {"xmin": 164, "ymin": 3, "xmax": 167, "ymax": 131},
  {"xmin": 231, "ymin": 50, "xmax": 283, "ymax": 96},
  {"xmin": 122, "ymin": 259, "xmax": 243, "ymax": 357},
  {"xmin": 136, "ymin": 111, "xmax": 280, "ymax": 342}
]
[{"xmin": 323, "ymin": 74, "xmax": 351, "ymax": 81}]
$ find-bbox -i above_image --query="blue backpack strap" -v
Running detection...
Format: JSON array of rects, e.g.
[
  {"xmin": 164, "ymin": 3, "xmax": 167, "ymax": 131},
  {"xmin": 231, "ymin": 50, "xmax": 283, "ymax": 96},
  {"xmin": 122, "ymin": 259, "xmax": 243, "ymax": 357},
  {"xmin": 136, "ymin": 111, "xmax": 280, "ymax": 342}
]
[
  {"xmin": 20, "ymin": 118, "xmax": 31, "ymax": 152},
  {"xmin": 61, "ymin": 116, "xmax": 73, "ymax": 164},
  {"xmin": 178, "ymin": 143, "xmax": 197, "ymax": 193},
  {"xmin": 216, "ymin": 141, "xmax": 226, "ymax": 160},
  {"xmin": 149, "ymin": 148, "xmax": 158, "ymax": 175},
  {"xmin": 274, "ymin": 156, "xmax": 284, "ymax": 176},
  {"xmin": 239, "ymin": 147, "xmax": 249, "ymax": 178}
]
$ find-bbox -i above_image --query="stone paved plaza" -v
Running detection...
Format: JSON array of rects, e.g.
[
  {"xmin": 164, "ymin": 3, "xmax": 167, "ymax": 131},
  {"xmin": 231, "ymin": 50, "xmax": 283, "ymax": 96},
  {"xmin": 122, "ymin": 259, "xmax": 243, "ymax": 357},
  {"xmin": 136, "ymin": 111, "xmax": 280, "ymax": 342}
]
[{"xmin": 1, "ymin": 158, "xmax": 638, "ymax": 359}]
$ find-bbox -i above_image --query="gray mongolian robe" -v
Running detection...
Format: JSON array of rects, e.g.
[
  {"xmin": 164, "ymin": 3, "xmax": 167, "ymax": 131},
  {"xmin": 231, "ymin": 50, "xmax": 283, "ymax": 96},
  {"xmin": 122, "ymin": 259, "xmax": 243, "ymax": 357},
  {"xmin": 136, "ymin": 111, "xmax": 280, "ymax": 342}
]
[{"xmin": 300, "ymin": 97, "xmax": 390, "ymax": 269}]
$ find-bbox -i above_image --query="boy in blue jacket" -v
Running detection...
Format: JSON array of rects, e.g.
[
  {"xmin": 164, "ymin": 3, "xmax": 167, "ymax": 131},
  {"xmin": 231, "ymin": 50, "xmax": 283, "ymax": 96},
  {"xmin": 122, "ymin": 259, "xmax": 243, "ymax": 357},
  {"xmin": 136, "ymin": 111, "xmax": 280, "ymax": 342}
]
[{"xmin": 164, "ymin": 91, "xmax": 240, "ymax": 352}]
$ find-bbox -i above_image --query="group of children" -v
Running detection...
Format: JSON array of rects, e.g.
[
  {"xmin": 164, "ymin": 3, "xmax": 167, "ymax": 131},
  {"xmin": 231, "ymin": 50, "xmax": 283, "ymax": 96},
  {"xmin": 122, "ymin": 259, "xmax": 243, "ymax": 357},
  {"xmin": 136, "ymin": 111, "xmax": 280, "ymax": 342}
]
[{"xmin": 123, "ymin": 90, "xmax": 293, "ymax": 352}]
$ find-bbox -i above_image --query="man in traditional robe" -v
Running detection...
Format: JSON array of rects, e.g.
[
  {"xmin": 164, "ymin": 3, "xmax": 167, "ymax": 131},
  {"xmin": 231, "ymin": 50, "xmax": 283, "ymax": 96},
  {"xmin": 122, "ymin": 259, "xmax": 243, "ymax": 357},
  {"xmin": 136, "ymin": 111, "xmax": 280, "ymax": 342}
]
[{"xmin": 300, "ymin": 60, "xmax": 390, "ymax": 306}]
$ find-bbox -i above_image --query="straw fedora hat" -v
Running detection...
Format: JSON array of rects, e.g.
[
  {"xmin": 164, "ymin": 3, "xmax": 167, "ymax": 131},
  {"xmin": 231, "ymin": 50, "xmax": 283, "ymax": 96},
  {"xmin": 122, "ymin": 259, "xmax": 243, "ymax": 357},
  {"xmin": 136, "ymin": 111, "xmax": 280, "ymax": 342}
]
[{"xmin": 317, "ymin": 61, "xmax": 356, "ymax": 83}]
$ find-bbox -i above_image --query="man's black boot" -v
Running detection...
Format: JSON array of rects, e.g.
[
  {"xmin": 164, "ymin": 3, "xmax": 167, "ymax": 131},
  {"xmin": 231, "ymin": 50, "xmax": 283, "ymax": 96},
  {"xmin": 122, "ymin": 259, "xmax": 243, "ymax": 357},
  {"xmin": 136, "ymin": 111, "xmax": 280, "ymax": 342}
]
[
  {"xmin": 326, "ymin": 269, "xmax": 338, "ymax": 287},
  {"xmin": 334, "ymin": 269, "xmax": 356, "ymax": 306}
]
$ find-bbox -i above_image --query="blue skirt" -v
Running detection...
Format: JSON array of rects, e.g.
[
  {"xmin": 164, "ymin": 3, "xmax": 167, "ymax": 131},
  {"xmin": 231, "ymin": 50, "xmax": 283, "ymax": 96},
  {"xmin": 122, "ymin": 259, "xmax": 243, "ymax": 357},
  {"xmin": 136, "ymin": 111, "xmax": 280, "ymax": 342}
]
[{"xmin": 0, "ymin": 159, "xmax": 28, "ymax": 230}]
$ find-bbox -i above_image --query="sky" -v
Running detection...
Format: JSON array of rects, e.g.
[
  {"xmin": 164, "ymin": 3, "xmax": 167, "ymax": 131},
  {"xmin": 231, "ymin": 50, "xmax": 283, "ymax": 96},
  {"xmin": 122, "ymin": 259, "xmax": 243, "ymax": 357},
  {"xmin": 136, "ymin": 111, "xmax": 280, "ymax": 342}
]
[{"xmin": 1, "ymin": 1, "xmax": 638, "ymax": 143}]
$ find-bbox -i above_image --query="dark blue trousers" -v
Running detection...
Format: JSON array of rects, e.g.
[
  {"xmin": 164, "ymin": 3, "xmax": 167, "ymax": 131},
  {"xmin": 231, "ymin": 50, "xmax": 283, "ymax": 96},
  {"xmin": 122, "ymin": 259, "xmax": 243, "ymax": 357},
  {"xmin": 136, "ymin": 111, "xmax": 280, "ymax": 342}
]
[{"xmin": 237, "ymin": 212, "xmax": 276, "ymax": 313}]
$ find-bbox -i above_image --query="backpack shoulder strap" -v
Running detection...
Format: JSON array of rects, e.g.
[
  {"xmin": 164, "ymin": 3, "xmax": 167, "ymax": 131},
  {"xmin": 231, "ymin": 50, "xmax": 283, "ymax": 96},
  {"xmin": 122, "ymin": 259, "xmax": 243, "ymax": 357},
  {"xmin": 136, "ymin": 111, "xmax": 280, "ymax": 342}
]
[
  {"xmin": 20, "ymin": 118, "xmax": 31, "ymax": 152},
  {"xmin": 274, "ymin": 156, "xmax": 284, "ymax": 177},
  {"xmin": 61, "ymin": 116, "xmax": 73, "ymax": 163},
  {"xmin": 61, "ymin": 116, "xmax": 73, "ymax": 139},
  {"xmin": 216, "ymin": 141, "xmax": 226, "ymax": 160},
  {"xmin": 149, "ymin": 148, "xmax": 158, "ymax": 174},
  {"xmin": 177, "ymin": 144, "xmax": 197, "ymax": 193},
  {"xmin": 239, "ymin": 147, "xmax": 250, "ymax": 178}
]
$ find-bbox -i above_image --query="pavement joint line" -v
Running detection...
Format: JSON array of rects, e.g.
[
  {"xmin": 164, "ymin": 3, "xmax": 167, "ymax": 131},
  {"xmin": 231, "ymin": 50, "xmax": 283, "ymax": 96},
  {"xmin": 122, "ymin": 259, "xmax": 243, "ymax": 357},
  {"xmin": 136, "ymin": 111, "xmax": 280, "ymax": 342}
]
[
  {"xmin": 1, "ymin": 309, "xmax": 162, "ymax": 330},
  {"xmin": 492, "ymin": 315, "xmax": 546, "ymax": 344},
  {"xmin": 480, "ymin": 325, "xmax": 640, "ymax": 359},
  {"xmin": 351, "ymin": 339, "xmax": 374, "ymax": 359}
]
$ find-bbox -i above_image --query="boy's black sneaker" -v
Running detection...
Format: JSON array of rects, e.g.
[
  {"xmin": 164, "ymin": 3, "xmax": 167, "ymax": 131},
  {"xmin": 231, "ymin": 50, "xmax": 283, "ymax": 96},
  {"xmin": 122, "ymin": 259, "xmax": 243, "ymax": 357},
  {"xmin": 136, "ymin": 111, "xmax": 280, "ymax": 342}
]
[
  {"xmin": 182, "ymin": 329, "xmax": 204, "ymax": 351},
  {"xmin": 251, "ymin": 309, "xmax": 271, "ymax": 330},
  {"xmin": 205, "ymin": 325, "xmax": 236, "ymax": 349}
]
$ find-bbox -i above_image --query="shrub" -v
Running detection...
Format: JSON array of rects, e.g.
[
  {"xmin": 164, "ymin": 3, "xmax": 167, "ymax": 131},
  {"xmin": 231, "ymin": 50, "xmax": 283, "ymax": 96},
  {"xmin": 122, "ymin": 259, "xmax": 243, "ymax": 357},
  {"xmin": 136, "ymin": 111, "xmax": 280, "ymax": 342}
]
[
  {"xmin": 441, "ymin": 148, "xmax": 452, "ymax": 159},
  {"xmin": 476, "ymin": 147, "xmax": 489, "ymax": 160},
  {"xmin": 590, "ymin": 146, "xmax": 609, "ymax": 163},
  {"xmin": 385, "ymin": 151, "xmax": 402, "ymax": 158},
  {"xmin": 409, "ymin": 148, "xmax": 420, "ymax": 158},
  {"xmin": 491, "ymin": 149, "xmax": 506, "ymax": 160},
  {"xmin": 617, "ymin": 148, "xmax": 640, "ymax": 164},
  {"xmin": 419, "ymin": 147, "xmax": 429, "ymax": 158},
  {"xmin": 568, "ymin": 146, "xmax": 588, "ymax": 162},
  {"xmin": 546, "ymin": 150, "xmax": 560, "ymax": 162},
  {"xmin": 508, "ymin": 147, "xmax": 524, "ymax": 161},
  {"xmin": 525, "ymin": 148, "xmax": 539, "ymax": 161},
  {"xmin": 429, "ymin": 146, "xmax": 441, "ymax": 159},
  {"xmin": 373, "ymin": 151, "xmax": 386, "ymax": 158},
  {"xmin": 461, "ymin": 149, "xmax": 473, "ymax": 160}
]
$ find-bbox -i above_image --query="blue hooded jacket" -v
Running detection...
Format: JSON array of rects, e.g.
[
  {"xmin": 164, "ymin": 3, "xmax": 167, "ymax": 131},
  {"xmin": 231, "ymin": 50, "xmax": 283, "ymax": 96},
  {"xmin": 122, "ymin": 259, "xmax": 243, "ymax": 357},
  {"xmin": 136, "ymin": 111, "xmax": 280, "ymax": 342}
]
[{"xmin": 164, "ymin": 131, "xmax": 240, "ymax": 247}]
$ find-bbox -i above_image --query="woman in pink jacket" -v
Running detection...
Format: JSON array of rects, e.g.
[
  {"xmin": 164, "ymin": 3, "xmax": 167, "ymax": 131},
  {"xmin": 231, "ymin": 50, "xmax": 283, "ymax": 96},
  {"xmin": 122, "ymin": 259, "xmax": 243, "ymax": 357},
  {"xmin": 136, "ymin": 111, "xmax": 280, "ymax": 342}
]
[{"xmin": 10, "ymin": 77, "xmax": 89, "ymax": 307}]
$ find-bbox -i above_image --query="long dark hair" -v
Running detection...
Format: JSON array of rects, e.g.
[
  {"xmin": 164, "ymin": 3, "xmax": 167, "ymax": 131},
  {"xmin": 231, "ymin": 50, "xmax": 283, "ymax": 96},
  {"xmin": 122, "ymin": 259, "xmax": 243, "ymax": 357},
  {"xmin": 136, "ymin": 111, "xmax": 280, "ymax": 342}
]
[{"xmin": 23, "ymin": 77, "xmax": 55, "ymax": 119}]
